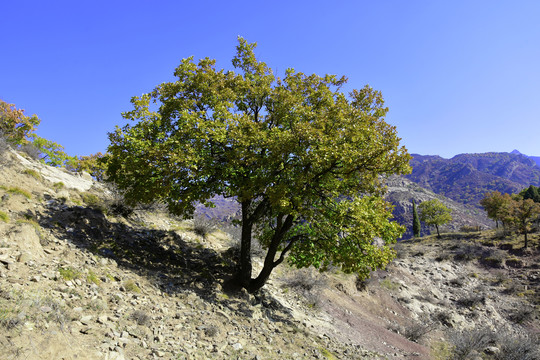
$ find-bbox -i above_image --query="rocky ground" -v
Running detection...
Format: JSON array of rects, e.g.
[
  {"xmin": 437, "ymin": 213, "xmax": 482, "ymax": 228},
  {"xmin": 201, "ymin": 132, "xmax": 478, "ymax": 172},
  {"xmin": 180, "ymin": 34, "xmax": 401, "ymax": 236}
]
[{"xmin": 1, "ymin": 147, "xmax": 539, "ymax": 360}]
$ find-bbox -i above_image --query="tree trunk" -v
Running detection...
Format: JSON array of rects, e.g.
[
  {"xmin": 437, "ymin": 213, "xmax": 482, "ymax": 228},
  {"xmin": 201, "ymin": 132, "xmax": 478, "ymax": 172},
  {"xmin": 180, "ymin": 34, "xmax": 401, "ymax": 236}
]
[
  {"xmin": 523, "ymin": 228, "xmax": 528, "ymax": 249},
  {"xmin": 237, "ymin": 201, "xmax": 253, "ymax": 289},
  {"xmin": 247, "ymin": 214, "xmax": 294, "ymax": 293},
  {"xmin": 248, "ymin": 241, "xmax": 279, "ymax": 293},
  {"xmin": 435, "ymin": 224, "xmax": 440, "ymax": 238}
]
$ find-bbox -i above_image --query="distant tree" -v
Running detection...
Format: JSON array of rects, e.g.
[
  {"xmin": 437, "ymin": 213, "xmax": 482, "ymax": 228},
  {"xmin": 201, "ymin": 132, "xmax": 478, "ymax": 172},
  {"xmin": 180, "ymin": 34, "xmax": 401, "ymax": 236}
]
[
  {"xmin": 412, "ymin": 199, "xmax": 421, "ymax": 237},
  {"xmin": 418, "ymin": 199, "xmax": 452, "ymax": 238},
  {"xmin": 520, "ymin": 185, "xmax": 540, "ymax": 203},
  {"xmin": 508, "ymin": 198, "xmax": 540, "ymax": 248},
  {"xmin": 0, "ymin": 99, "xmax": 40, "ymax": 144},
  {"xmin": 480, "ymin": 191, "xmax": 514, "ymax": 228},
  {"xmin": 106, "ymin": 38, "xmax": 411, "ymax": 293}
]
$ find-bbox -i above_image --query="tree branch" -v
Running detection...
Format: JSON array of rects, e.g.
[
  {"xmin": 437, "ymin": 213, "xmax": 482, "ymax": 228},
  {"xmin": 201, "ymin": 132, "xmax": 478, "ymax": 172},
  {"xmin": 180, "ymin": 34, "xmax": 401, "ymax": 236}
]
[{"xmin": 273, "ymin": 234, "xmax": 305, "ymax": 267}]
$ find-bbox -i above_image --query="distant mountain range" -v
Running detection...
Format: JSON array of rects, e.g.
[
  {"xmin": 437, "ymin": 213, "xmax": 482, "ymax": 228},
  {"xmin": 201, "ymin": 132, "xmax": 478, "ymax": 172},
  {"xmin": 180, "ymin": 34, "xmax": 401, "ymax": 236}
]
[{"xmin": 406, "ymin": 151, "xmax": 540, "ymax": 208}]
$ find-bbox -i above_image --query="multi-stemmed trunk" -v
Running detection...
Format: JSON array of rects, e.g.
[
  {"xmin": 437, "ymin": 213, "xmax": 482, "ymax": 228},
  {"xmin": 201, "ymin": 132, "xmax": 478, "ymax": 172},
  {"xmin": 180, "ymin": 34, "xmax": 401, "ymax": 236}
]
[{"xmin": 236, "ymin": 201, "xmax": 297, "ymax": 293}]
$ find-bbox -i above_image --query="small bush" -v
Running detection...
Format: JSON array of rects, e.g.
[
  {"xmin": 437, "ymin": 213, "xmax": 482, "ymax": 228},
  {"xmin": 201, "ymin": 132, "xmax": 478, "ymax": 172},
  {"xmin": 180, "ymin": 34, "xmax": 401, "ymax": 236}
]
[
  {"xmin": 508, "ymin": 306, "xmax": 536, "ymax": 325},
  {"xmin": 23, "ymin": 169, "xmax": 41, "ymax": 180},
  {"xmin": 380, "ymin": 278, "xmax": 400, "ymax": 291},
  {"xmin": 400, "ymin": 321, "xmax": 434, "ymax": 342},
  {"xmin": 52, "ymin": 182, "xmax": 65, "ymax": 190},
  {"xmin": 130, "ymin": 310, "xmax": 151, "ymax": 326},
  {"xmin": 460, "ymin": 225, "xmax": 482, "ymax": 233},
  {"xmin": 81, "ymin": 192, "xmax": 106, "ymax": 212},
  {"xmin": 204, "ymin": 325, "xmax": 219, "ymax": 337},
  {"xmin": 283, "ymin": 269, "xmax": 327, "ymax": 292},
  {"xmin": 482, "ymin": 256, "xmax": 505, "ymax": 268},
  {"xmin": 19, "ymin": 141, "xmax": 42, "ymax": 161},
  {"xmin": 456, "ymin": 294, "xmax": 486, "ymax": 309},
  {"xmin": 449, "ymin": 277, "xmax": 465, "ymax": 287},
  {"xmin": 81, "ymin": 192, "xmax": 100, "ymax": 206},
  {"xmin": 0, "ymin": 211, "xmax": 8, "ymax": 223},
  {"xmin": 192, "ymin": 216, "xmax": 215, "ymax": 239},
  {"xmin": 123, "ymin": 280, "xmax": 141, "ymax": 293},
  {"xmin": 58, "ymin": 267, "xmax": 81, "ymax": 281},
  {"xmin": 433, "ymin": 310, "xmax": 453, "ymax": 327},
  {"xmin": 107, "ymin": 201, "xmax": 133, "ymax": 217},
  {"xmin": 494, "ymin": 333, "xmax": 540, "ymax": 360},
  {"xmin": 430, "ymin": 341, "xmax": 452, "ymax": 360},
  {"xmin": 86, "ymin": 270, "xmax": 101, "ymax": 285},
  {"xmin": 454, "ymin": 252, "xmax": 476, "ymax": 262},
  {"xmin": 502, "ymin": 281, "xmax": 521, "ymax": 295},
  {"xmin": 505, "ymin": 257, "xmax": 523, "ymax": 269},
  {"xmin": 4, "ymin": 186, "xmax": 31, "ymax": 199},
  {"xmin": 449, "ymin": 328, "xmax": 496, "ymax": 360}
]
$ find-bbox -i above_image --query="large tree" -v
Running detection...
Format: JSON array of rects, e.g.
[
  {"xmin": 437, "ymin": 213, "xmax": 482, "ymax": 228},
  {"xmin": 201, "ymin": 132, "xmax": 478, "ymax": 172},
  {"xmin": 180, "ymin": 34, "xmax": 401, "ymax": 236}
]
[
  {"xmin": 418, "ymin": 199, "xmax": 452, "ymax": 238},
  {"xmin": 106, "ymin": 38, "xmax": 411, "ymax": 292}
]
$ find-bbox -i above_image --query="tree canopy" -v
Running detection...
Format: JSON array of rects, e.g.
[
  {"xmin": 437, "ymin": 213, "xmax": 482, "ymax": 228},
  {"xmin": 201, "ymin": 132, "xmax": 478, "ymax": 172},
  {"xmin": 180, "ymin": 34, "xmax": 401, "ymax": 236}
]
[
  {"xmin": 480, "ymin": 191, "xmax": 513, "ymax": 228},
  {"xmin": 418, "ymin": 199, "xmax": 452, "ymax": 238},
  {"xmin": 481, "ymin": 189, "xmax": 540, "ymax": 248},
  {"xmin": 0, "ymin": 99, "xmax": 75, "ymax": 167},
  {"xmin": 106, "ymin": 38, "xmax": 411, "ymax": 292}
]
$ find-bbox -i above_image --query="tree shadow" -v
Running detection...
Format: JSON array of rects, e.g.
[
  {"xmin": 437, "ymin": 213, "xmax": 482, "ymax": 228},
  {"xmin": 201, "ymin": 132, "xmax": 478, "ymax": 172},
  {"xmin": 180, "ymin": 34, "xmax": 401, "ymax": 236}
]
[{"xmin": 36, "ymin": 198, "xmax": 294, "ymax": 324}]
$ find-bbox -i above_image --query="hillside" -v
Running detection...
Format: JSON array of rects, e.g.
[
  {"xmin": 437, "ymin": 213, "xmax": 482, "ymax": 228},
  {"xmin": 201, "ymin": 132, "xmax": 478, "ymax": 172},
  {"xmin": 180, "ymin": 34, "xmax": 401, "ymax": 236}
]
[
  {"xmin": 511, "ymin": 149, "xmax": 540, "ymax": 168},
  {"xmin": 1, "ymin": 146, "xmax": 539, "ymax": 359},
  {"xmin": 407, "ymin": 152, "xmax": 540, "ymax": 207},
  {"xmin": 384, "ymin": 176, "xmax": 492, "ymax": 239}
]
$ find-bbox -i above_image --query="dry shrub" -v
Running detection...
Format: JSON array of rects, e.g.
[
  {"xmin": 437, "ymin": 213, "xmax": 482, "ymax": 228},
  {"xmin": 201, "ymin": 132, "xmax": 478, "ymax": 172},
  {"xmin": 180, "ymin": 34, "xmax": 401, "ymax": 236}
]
[
  {"xmin": 449, "ymin": 328, "xmax": 496, "ymax": 360},
  {"xmin": 130, "ymin": 310, "xmax": 151, "ymax": 326},
  {"xmin": 494, "ymin": 333, "xmax": 540, "ymax": 360},
  {"xmin": 192, "ymin": 215, "xmax": 215, "ymax": 239}
]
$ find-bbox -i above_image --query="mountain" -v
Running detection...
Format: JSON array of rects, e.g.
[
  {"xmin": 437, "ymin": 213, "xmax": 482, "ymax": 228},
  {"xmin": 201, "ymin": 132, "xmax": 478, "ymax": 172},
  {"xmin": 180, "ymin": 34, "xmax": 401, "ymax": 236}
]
[
  {"xmin": 407, "ymin": 152, "xmax": 540, "ymax": 207},
  {"xmin": 511, "ymin": 149, "xmax": 540, "ymax": 168}
]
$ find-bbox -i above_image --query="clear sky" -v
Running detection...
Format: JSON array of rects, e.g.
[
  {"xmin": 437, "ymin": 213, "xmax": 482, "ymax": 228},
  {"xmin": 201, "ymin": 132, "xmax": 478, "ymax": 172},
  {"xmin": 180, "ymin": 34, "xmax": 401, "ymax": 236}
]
[{"xmin": 2, "ymin": 1, "xmax": 539, "ymax": 158}]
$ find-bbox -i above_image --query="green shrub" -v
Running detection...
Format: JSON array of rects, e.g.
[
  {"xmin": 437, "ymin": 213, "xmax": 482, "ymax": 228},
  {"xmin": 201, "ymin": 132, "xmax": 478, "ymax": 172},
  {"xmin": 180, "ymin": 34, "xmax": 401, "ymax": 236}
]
[
  {"xmin": 81, "ymin": 192, "xmax": 106, "ymax": 212},
  {"xmin": 58, "ymin": 267, "xmax": 81, "ymax": 281},
  {"xmin": 123, "ymin": 280, "xmax": 141, "ymax": 293},
  {"xmin": 380, "ymin": 278, "xmax": 400, "ymax": 291},
  {"xmin": 4, "ymin": 186, "xmax": 31, "ymax": 199},
  {"xmin": 86, "ymin": 270, "xmax": 101, "ymax": 285},
  {"xmin": 23, "ymin": 169, "xmax": 41, "ymax": 180},
  {"xmin": 53, "ymin": 182, "xmax": 65, "ymax": 190},
  {"xmin": 0, "ymin": 211, "xmax": 8, "ymax": 223}
]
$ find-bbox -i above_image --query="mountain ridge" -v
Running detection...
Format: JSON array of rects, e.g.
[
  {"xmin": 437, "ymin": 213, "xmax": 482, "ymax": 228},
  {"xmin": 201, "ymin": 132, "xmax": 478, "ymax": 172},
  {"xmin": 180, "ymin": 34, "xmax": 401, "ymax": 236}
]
[{"xmin": 406, "ymin": 151, "xmax": 540, "ymax": 208}]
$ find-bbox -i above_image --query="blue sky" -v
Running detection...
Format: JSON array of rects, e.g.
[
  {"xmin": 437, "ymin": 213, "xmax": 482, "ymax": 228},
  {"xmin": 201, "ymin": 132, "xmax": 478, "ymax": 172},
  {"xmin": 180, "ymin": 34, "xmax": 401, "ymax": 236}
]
[{"xmin": 2, "ymin": 1, "xmax": 539, "ymax": 158}]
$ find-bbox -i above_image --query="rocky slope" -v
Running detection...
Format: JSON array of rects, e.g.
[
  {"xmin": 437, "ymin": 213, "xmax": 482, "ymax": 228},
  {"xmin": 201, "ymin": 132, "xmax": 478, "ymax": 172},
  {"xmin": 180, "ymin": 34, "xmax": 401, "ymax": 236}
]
[
  {"xmin": 384, "ymin": 176, "xmax": 492, "ymax": 239},
  {"xmin": 1, "ymin": 146, "xmax": 539, "ymax": 360}
]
